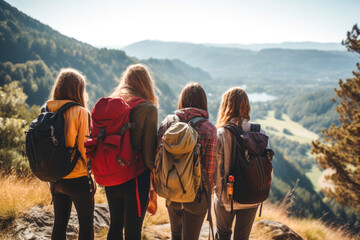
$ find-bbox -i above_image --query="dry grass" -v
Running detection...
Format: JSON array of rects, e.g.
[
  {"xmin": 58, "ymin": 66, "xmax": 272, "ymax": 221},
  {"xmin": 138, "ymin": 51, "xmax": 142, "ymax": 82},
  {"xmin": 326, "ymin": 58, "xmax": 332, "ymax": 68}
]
[
  {"xmin": 143, "ymin": 197, "xmax": 170, "ymax": 226},
  {"xmin": 256, "ymin": 110, "xmax": 319, "ymax": 144},
  {"xmin": 0, "ymin": 175, "xmax": 107, "ymax": 220},
  {"xmin": 0, "ymin": 174, "xmax": 51, "ymax": 220},
  {"xmin": 143, "ymin": 197, "xmax": 357, "ymax": 240},
  {"xmin": 252, "ymin": 203, "xmax": 357, "ymax": 240},
  {"xmin": 0, "ymin": 174, "xmax": 357, "ymax": 240}
]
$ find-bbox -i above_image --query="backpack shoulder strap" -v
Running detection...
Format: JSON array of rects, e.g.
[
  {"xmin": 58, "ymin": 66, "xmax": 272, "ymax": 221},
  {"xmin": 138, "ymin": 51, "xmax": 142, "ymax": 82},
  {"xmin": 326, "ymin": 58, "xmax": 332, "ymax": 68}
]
[
  {"xmin": 41, "ymin": 105, "xmax": 48, "ymax": 113},
  {"xmin": 188, "ymin": 117, "xmax": 206, "ymax": 130},
  {"xmin": 250, "ymin": 123, "xmax": 261, "ymax": 132},
  {"xmin": 224, "ymin": 123, "xmax": 243, "ymax": 140},
  {"xmin": 56, "ymin": 102, "xmax": 81, "ymax": 114},
  {"xmin": 127, "ymin": 97, "xmax": 145, "ymax": 110}
]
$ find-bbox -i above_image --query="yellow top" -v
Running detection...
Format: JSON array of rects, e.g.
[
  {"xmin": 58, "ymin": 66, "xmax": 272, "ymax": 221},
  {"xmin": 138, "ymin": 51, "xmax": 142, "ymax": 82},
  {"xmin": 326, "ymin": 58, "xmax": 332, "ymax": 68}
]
[{"xmin": 46, "ymin": 100, "xmax": 89, "ymax": 179}]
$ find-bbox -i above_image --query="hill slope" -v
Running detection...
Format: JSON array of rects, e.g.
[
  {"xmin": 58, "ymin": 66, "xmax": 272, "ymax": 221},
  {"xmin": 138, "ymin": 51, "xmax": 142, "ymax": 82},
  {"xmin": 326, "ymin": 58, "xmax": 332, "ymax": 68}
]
[
  {"xmin": 0, "ymin": 0, "xmax": 209, "ymax": 111},
  {"xmin": 123, "ymin": 40, "xmax": 358, "ymax": 82}
]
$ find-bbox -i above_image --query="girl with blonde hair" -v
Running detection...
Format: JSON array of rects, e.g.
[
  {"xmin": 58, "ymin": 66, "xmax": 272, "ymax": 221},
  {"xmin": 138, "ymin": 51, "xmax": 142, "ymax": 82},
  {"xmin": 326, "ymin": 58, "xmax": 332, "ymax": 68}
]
[
  {"xmin": 106, "ymin": 64, "xmax": 158, "ymax": 240},
  {"xmin": 47, "ymin": 68, "xmax": 94, "ymax": 240}
]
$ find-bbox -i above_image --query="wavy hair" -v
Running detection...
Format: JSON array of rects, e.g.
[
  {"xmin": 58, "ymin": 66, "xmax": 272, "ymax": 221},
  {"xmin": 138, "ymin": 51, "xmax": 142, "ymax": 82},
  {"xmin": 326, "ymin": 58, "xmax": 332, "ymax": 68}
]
[
  {"xmin": 49, "ymin": 68, "xmax": 88, "ymax": 109},
  {"xmin": 216, "ymin": 87, "xmax": 250, "ymax": 129},
  {"xmin": 111, "ymin": 64, "xmax": 158, "ymax": 107}
]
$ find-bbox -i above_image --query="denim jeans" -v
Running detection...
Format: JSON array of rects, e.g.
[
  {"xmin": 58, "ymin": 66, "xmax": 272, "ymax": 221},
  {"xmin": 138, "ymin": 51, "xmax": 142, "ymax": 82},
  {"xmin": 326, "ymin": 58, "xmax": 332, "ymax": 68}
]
[{"xmin": 214, "ymin": 197, "xmax": 258, "ymax": 240}]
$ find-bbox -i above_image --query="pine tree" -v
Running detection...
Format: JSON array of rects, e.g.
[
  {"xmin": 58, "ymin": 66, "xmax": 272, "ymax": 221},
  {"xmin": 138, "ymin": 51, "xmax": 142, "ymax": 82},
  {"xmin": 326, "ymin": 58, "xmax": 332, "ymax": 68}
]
[{"xmin": 311, "ymin": 24, "xmax": 360, "ymax": 208}]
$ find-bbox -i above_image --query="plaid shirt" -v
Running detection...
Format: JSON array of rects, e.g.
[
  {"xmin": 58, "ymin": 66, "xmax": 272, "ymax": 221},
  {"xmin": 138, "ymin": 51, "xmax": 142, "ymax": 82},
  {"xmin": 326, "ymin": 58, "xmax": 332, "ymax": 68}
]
[{"xmin": 157, "ymin": 108, "xmax": 217, "ymax": 189}]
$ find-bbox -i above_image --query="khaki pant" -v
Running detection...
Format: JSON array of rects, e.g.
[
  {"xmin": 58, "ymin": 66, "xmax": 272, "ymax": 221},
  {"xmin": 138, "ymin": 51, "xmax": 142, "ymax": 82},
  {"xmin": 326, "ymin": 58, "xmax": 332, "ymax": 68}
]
[
  {"xmin": 167, "ymin": 191, "xmax": 208, "ymax": 240},
  {"xmin": 214, "ymin": 197, "xmax": 258, "ymax": 240}
]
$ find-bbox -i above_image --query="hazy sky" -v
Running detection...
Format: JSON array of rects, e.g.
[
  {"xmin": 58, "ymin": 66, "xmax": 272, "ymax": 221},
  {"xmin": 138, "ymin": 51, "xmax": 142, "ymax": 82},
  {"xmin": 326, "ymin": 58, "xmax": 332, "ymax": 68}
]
[{"xmin": 6, "ymin": 0, "xmax": 360, "ymax": 48}]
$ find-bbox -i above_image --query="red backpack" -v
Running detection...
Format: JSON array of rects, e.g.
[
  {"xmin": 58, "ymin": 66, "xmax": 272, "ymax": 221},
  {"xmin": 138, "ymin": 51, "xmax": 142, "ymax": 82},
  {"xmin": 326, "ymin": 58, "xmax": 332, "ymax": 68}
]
[{"xmin": 84, "ymin": 97, "xmax": 147, "ymax": 186}]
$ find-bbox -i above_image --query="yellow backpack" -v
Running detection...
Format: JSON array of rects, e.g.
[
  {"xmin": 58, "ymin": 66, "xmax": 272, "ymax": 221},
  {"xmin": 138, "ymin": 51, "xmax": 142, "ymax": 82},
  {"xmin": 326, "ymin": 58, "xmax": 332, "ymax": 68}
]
[{"xmin": 154, "ymin": 116, "xmax": 204, "ymax": 203}]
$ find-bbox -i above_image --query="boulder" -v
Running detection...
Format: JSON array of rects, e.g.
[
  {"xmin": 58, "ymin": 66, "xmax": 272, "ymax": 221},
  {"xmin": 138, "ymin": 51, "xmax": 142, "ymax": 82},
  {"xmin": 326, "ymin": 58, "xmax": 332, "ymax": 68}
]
[
  {"xmin": 12, "ymin": 204, "xmax": 110, "ymax": 240},
  {"xmin": 253, "ymin": 220, "xmax": 303, "ymax": 240}
]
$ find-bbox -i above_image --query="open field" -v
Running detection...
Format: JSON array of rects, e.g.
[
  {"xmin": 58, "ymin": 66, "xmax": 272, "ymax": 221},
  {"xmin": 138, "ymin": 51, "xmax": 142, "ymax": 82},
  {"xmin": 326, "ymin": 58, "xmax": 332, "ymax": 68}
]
[{"xmin": 255, "ymin": 111, "xmax": 319, "ymax": 144}]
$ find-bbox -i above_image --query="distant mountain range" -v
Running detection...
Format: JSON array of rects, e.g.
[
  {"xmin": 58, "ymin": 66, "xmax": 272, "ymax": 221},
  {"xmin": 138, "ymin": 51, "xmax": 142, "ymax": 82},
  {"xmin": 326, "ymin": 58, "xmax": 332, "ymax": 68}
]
[
  {"xmin": 123, "ymin": 40, "xmax": 358, "ymax": 81},
  {"xmin": 205, "ymin": 41, "xmax": 345, "ymax": 51}
]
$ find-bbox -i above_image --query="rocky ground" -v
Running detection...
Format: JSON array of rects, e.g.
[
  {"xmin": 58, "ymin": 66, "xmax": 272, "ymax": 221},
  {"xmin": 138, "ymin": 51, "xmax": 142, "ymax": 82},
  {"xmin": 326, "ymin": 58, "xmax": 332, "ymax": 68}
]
[{"xmin": 7, "ymin": 204, "xmax": 303, "ymax": 240}]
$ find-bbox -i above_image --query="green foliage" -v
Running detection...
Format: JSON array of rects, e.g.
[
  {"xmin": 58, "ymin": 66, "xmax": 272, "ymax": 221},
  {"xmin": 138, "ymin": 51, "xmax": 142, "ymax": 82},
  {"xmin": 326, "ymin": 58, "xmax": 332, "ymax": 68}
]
[
  {"xmin": 263, "ymin": 90, "xmax": 339, "ymax": 135},
  {"xmin": 269, "ymin": 145, "xmax": 333, "ymax": 219},
  {"xmin": 0, "ymin": 82, "xmax": 38, "ymax": 173},
  {"xmin": 312, "ymin": 24, "xmax": 360, "ymax": 209}
]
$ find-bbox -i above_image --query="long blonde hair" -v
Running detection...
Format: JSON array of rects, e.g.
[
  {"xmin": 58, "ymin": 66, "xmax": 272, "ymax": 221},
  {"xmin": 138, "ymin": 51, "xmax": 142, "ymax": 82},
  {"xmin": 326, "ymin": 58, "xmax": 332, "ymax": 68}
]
[
  {"xmin": 49, "ymin": 68, "xmax": 88, "ymax": 109},
  {"xmin": 111, "ymin": 64, "xmax": 158, "ymax": 107},
  {"xmin": 216, "ymin": 87, "xmax": 250, "ymax": 129}
]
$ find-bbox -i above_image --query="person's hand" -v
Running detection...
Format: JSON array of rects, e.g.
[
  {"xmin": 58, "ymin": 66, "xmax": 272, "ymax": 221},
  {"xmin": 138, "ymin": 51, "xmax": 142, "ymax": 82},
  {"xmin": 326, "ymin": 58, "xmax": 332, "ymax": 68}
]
[{"xmin": 147, "ymin": 190, "xmax": 158, "ymax": 215}]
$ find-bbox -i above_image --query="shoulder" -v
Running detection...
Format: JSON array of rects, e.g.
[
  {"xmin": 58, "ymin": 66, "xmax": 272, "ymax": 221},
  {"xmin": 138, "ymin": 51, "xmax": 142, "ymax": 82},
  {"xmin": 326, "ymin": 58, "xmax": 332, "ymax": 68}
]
[
  {"xmin": 198, "ymin": 119, "xmax": 217, "ymax": 139},
  {"xmin": 200, "ymin": 119, "xmax": 216, "ymax": 131},
  {"xmin": 131, "ymin": 101, "xmax": 158, "ymax": 120},
  {"xmin": 159, "ymin": 114, "xmax": 177, "ymax": 129},
  {"xmin": 135, "ymin": 101, "xmax": 157, "ymax": 113},
  {"xmin": 65, "ymin": 103, "xmax": 89, "ymax": 119},
  {"xmin": 73, "ymin": 105, "xmax": 89, "ymax": 116}
]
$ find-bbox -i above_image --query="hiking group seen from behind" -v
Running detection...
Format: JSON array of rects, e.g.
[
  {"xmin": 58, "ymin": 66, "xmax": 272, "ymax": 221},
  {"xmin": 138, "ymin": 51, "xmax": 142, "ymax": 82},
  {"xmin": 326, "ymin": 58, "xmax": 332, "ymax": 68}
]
[{"xmin": 25, "ymin": 64, "xmax": 274, "ymax": 240}]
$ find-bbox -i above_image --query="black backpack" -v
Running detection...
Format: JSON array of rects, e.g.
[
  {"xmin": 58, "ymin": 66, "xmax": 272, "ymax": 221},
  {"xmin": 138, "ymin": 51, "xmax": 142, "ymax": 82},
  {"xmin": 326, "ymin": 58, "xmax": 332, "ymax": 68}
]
[
  {"xmin": 224, "ymin": 124, "xmax": 274, "ymax": 206},
  {"xmin": 25, "ymin": 102, "xmax": 82, "ymax": 182}
]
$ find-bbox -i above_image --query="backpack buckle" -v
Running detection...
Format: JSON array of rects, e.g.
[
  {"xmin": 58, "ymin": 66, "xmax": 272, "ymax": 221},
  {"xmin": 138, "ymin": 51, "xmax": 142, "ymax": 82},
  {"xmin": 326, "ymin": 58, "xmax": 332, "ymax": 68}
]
[
  {"xmin": 245, "ymin": 149, "xmax": 250, "ymax": 162},
  {"xmin": 116, "ymin": 156, "xmax": 127, "ymax": 166},
  {"xmin": 50, "ymin": 126, "xmax": 58, "ymax": 146}
]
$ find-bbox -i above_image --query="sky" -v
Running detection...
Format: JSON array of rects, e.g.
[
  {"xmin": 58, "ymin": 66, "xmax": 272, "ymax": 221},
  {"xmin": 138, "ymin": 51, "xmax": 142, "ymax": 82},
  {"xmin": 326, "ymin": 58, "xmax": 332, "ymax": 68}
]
[{"xmin": 6, "ymin": 0, "xmax": 360, "ymax": 48}]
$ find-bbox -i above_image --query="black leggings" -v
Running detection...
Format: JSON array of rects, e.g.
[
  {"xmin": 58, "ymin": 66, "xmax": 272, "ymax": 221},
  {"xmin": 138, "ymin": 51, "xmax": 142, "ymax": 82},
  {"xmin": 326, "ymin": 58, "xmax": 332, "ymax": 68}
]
[
  {"xmin": 105, "ymin": 169, "xmax": 150, "ymax": 240},
  {"xmin": 51, "ymin": 176, "xmax": 94, "ymax": 240}
]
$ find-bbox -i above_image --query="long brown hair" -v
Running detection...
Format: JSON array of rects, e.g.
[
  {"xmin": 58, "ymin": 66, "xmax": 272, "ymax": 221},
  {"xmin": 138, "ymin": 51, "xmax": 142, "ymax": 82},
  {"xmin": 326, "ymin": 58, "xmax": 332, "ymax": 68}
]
[
  {"xmin": 178, "ymin": 82, "xmax": 207, "ymax": 112},
  {"xmin": 111, "ymin": 64, "xmax": 158, "ymax": 107},
  {"xmin": 49, "ymin": 68, "xmax": 88, "ymax": 108},
  {"xmin": 216, "ymin": 87, "xmax": 250, "ymax": 129}
]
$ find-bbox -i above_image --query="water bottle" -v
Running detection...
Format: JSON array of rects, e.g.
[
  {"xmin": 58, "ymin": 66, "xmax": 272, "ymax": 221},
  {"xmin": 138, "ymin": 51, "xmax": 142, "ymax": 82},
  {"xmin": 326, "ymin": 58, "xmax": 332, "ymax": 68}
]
[{"xmin": 227, "ymin": 175, "xmax": 234, "ymax": 199}]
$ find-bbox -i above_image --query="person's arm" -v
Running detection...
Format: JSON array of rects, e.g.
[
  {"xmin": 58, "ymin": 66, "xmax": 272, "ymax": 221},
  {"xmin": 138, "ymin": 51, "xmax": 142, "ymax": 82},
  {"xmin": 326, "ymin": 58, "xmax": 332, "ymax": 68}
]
[
  {"xmin": 141, "ymin": 105, "xmax": 158, "ymax": 170},
  {"xmin": 77, "ymin": 108, "xmax": 89, "ymax": 162},
  {"xmin": 147, "ymin": 169, "xmax": 158, "ymax": 215},
  {"xmin": 200, "ymin": 122, "xmax": 217, "ymax": 190},
  {"xmin": 215, "ymin": 129, "xmax": 225, "ymax": 196}
]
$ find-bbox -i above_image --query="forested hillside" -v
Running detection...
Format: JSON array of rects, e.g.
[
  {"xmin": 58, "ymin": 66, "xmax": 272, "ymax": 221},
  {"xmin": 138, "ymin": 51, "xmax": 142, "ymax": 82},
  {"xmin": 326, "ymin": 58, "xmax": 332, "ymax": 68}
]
[{"xmin": 0, "ymin": 0, "xmax": 209, "ymax": 112}]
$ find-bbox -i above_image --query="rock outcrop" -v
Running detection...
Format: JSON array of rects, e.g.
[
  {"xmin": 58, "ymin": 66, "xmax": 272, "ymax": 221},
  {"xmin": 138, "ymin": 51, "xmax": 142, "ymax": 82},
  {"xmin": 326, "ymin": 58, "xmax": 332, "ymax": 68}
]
[
  {"xmin": 12, "ymin": 204, "xmax": 110, "ymax": 240},
  {"xmin": 253, "ymin": 220, "xmax": 303, "ymax": 240},
  {"xmin": 10, "ymin": 204, "xmax": 303, "ymax": 240}
]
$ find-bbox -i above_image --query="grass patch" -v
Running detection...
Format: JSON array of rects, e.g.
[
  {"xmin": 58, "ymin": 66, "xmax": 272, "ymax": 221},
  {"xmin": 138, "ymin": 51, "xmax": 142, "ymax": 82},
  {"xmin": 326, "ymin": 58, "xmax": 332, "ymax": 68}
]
[
  {"xmin": 255, "ymin": 111, "xmax": 318, "ymax": 144},
  {"xmin": 305, "ymin": 164, "xmax": 323, "ymax": 192},
  {"xmin": 252, "ymin": 203, "xmax": 356, "ymax": 240},
  {"xmin": 0, "ymin": 174, "xmax": 51, "ymax": 220}
]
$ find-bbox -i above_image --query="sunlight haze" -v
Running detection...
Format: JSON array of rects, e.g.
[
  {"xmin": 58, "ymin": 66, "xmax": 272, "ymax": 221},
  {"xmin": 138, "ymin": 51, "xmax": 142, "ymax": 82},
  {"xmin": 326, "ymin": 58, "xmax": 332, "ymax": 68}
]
[{"xmin": 6, "ymin": 0, "xmax": 360, "ymax": 48}]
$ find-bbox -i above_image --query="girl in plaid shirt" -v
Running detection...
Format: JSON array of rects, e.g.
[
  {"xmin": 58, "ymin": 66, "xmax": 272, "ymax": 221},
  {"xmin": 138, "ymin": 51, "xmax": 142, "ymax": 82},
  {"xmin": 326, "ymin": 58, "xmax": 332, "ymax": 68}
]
[{"xmin": 157, "ymin": 82, "xmax": 217, "ymax": 240}]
